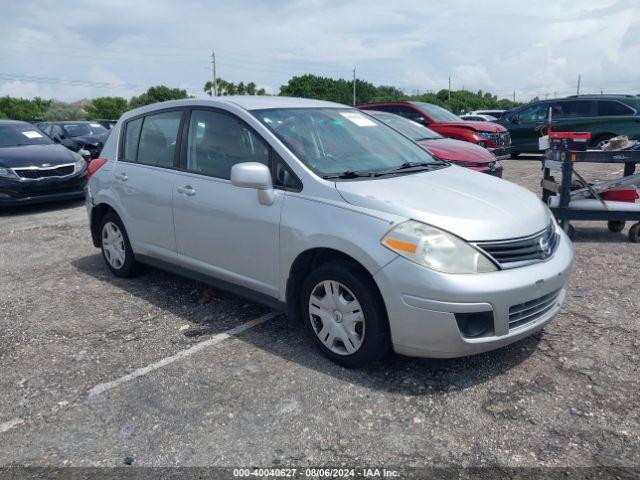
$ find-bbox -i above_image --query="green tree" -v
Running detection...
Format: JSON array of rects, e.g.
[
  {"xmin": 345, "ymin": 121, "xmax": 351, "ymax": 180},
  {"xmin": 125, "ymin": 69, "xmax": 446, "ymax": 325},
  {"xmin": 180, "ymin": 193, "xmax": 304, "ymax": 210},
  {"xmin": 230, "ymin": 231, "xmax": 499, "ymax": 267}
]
[
  {"xmin": 279, "ymin": 74, "xmax": 378, "ymax": 105},
  {"xmin": 43, "ymin": 101, "xmax": 85, "ymax": 121},
  {"xmin": 0, "ymin": 96, "xmax": 50, "ymax": 121},
  {"xmin": 129, "ymin": 86, "xmax": 190, "ymax": 109},
  {"xmin": 204, "ymin": 78, "xmax": 267, "ymax": 96},
  {"xmin": 85, "ymin": 96, "xmax": 128, "ymax": 119}
]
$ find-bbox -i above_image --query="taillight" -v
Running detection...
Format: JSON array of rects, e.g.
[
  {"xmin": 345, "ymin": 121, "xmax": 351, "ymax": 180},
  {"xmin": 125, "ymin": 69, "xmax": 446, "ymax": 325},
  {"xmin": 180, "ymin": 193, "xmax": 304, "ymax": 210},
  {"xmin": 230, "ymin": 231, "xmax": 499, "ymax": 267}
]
[{"xmin": 87, "ymin": 158, "xmax": 108, "ymax": 179}]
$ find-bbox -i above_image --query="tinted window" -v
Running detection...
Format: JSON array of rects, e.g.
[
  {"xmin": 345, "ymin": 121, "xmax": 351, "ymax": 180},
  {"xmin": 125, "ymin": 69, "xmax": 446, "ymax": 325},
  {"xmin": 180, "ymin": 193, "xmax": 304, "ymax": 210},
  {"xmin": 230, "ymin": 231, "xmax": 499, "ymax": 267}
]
[
  {"xmin": 137, "ymin": 111, "xmax": 182, "ymax": 167},
  {"xmin": 394, "ymin": 106, "xmax": 425, "ymax": 122},
  {"xmin": 63, "ymin": 122, "xmax": 108, "ymax": 137},
  {"xmin": 123, "ymin": 117, "xmax": 143, "ymax": 161},
  {"xmin": 598, "ymin": 101, "xmax": 635, "ymax": 116},
  {"xmin": 517, "ymin": 103, "xmax": 550, "ymax": 122},
  {"xmin": 557, "ymin": 100, "xmax": 595, "ymax": 118},
  {"xmin": 411, "ymin": 103, "xmax": 461, "ymax": 122},
  {"xmin": 186, "ymin": 109, "xmax": 269, "ymax": 179}
]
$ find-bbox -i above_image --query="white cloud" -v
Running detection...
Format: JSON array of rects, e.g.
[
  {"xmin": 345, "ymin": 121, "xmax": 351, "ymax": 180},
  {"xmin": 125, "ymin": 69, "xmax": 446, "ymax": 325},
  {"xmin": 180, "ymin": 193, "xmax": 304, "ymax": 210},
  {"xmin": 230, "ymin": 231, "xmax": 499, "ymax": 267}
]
[{"xmin": 0, "ymin": 0, "xmax": 638, "ymax": 102}]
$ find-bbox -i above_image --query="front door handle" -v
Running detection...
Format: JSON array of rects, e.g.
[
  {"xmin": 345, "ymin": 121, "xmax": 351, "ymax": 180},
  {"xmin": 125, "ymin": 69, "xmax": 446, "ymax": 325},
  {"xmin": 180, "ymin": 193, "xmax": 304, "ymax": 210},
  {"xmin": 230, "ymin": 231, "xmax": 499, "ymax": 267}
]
[
  {"xmin": 177, "ymin": 185, "xmax": 196, "ymax": 196},
  {"xmin": 114, "ymin": 172, "xmax": 128, "ymax": 182}
]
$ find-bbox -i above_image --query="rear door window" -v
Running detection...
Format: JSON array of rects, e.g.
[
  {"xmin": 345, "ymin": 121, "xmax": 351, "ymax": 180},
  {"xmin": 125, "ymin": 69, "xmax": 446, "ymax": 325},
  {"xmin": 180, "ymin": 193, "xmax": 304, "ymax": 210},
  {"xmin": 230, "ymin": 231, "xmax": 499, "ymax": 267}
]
[
  {"xmin": 597, "ymin": 100, "xmax": 635, "ymax": 116},
  {"xmin": 137, "ymin": 111, "xmax": 182, "ymax": 167}
]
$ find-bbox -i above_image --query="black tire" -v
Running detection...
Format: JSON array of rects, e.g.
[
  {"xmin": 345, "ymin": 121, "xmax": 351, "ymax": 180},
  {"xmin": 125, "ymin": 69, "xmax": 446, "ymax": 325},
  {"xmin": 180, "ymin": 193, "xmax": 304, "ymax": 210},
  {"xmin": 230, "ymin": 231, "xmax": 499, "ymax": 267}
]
[
  {"xmin": 300, "ymin": 260, "xmax": 390, "ymax": 367},
  {"xmin": 590, "ymin": 134, "xmax": 615, "ymax": 150},
  {"xmin": 607, "ymin": 220, "xmax": 626, "ymax": 233},
  {"xmin": 510, "ymin": 153, "xmax": 521, "ymax": 159},
  {"xmin": 99, "ymin": 211, "xmax": 141, "ymax": 278},
  {"xmin": 563, "ymin": 223, "xmax": 576, "ymax": 241},
  {"xmin": 629, "ymin": 223, "xmax": 640, "ymax": 243}
]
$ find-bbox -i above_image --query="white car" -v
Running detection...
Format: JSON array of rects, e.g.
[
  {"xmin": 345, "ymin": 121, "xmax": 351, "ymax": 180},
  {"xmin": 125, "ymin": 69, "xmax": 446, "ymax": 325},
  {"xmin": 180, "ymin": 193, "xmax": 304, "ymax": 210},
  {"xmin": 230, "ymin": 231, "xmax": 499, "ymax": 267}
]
[
  {"xmin": 86, "ymin": 96, "xmax": 573, "ymax": 366},
  {"xmin": 460, "ymin": 114, "xmax": 498, "ymax": 122}
]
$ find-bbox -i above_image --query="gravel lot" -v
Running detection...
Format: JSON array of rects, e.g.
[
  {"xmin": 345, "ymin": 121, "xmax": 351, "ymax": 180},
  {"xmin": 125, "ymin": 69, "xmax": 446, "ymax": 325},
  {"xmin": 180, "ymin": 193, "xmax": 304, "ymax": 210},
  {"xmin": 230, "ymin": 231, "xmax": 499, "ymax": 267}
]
[{"xmin": 0, "ymin": 158, "xmax": 638, "ymax": 470}]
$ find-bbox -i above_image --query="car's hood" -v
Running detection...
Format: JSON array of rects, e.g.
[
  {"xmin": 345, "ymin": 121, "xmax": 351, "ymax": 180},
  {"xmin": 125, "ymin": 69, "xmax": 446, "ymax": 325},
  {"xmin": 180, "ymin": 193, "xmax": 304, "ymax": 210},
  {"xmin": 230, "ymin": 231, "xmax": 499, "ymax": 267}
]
[
  {"xmin": 0, "ymin": 144, "xmax": 78, "ymax": 168},
  {"xmin": 434, "ymin": 121, "xmax": 506, "ymax": 133},
  {"xmin": 335, "ymin": 166, "xmax": 550, "ymax": 241},
  {"xmin": 418, "ymin": 138, "xmax": 497, "ymax": 163},
  {"xmin": 71, "ymin": 135, "xmax": 102, "ymax": 146}
]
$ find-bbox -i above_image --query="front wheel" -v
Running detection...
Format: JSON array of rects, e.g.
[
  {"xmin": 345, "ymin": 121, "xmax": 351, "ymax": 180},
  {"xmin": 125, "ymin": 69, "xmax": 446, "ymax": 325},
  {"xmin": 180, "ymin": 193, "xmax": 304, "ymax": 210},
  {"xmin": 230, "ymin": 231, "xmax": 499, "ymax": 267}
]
[{"xmin": 300, "ymin": 261, "xmax": 390, "ymax": 367}]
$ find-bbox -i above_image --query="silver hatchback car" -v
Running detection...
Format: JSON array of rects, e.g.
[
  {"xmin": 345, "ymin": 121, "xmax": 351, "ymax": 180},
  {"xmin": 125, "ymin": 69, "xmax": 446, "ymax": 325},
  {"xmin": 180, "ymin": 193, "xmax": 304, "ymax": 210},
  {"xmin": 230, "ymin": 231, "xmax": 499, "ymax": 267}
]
[{"xmin": 86, "ymin": 96, "xmax": 573, "ymax": 367}]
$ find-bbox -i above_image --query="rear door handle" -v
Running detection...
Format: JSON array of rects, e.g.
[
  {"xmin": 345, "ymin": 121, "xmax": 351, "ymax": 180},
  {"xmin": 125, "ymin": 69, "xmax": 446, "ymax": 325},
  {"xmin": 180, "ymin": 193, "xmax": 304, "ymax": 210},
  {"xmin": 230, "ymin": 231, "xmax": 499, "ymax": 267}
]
[
  {"xmin": 114, "ymin": 173, "xmax": 128, "ymax": 182},
  {"xmin": 177, "ymin": 185, "xmax": 196, "ymax": 196}
]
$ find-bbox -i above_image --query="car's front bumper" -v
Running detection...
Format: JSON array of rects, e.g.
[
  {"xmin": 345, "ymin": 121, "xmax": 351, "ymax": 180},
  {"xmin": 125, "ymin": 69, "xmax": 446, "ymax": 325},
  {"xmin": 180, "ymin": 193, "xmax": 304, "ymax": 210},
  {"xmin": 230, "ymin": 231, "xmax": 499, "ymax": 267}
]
[
  {"xmin": 467, "ymin": 161, "xmax": 503, "ymax": 177},
  {"xmin": 488, "ymin": 146, "xmax": 511, "ymax": 160},
  {"xmin": 0, "ymin": 174, "xmax": 86, "ymax": 206},
  {"xmin": 373, "ymin": 229, "xmax": 573, "ymax": 358}
]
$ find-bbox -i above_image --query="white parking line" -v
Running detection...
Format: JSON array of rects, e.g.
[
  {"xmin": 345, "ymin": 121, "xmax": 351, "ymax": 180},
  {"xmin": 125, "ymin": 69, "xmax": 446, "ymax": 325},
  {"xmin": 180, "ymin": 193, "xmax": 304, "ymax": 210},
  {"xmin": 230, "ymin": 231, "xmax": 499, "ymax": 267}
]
[{"xmin": 87, "ymin": 312, "xmax": 280, "ymax": 398}]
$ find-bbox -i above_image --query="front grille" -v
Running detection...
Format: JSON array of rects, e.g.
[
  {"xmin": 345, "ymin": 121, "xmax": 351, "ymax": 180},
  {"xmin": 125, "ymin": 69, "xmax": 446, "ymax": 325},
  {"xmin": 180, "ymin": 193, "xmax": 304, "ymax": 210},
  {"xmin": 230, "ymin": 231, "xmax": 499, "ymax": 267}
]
[
  {"xmin": 14, "ymin": 164, "xmax": 75, "ymax": 179},
  {"xmin": 509, "ymin": 289, "xmax": 562, "ymax": 330},
  {"xmin": 489, "ymin": 132, "xmax": 511, "ymax": 146},
  {"xmin": 475, "ymin": 224, "xmax": 559, "ymax": 269}
]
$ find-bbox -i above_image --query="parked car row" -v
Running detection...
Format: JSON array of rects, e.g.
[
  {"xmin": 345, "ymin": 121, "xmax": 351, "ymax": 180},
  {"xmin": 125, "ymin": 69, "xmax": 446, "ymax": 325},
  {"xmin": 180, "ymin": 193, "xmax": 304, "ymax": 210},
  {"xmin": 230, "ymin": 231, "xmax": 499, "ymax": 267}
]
[
  {"xmin": 496, "ymin": 94, "xmax": 640, "ymax": 154},
  {"xmin": 357, "ymin": 101, "xmax": 513, "ymax": 160},
  {"xmin": 0, "ymin": 120, "xmax": 87, "ymax": 206},
  {"xmin": 85, "ymin": 96, "xmax": 573, "ymax": 367},
  {"xmin": 36, "ymin": 121, "xmax": 110, "ymax": 160}
]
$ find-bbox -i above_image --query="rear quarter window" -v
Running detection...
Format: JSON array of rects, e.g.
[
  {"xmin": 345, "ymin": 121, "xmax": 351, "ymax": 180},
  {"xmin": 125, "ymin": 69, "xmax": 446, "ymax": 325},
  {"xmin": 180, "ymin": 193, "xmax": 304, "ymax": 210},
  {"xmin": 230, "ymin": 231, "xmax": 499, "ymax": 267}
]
[
  {"xmin": 597, "ymin": 100, "xmax": 636, "ymax": 116},
  {"xmin": 122, "ymin": 117, "xmax": 143, "ymax": 162}
]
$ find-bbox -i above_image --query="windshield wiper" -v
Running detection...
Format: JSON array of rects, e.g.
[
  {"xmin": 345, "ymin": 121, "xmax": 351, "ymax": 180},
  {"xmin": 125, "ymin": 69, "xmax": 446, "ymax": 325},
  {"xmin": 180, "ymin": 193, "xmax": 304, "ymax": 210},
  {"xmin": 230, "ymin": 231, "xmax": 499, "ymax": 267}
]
[
  {"xmin": 322, "ymin": 170, "xmax": 373, "ymax": 180},
  {"xmin": 374, "ymin": 161, "xmax": 442, "ymax": 176}
]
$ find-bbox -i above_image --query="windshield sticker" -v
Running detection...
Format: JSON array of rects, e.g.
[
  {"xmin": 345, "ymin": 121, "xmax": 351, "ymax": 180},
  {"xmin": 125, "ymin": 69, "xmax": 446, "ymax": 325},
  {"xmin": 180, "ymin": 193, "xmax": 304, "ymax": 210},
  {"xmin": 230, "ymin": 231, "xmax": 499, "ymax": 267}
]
[
  {"xmin": 21, "ymin": 131, "xmax": 43, "ymax": 139},
  {"xmin": 89, "ymin": 123, "xmax": 102, "ymax": 128},
  {"xmin": 340, "ymin": 112, "xmax": 377, "ymax": 127}
]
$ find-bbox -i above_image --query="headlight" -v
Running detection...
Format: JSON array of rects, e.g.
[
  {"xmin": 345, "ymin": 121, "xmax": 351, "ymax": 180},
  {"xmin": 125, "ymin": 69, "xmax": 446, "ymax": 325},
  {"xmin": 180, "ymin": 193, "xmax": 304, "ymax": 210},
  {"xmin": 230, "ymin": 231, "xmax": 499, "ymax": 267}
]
[
  {"xmin": 74, "ymin": 156, "xmax": 86, "ymax": 173},
  {"xmin": 0, "ymin": 167, "xmax": 18, "ymax": 179},
  {"xmin": 381, "ymin": 220, "xmax": 498, "ymax": 274},
  {"xmin": 478, "ymin": 131, "xmax": 492, "ymax": 139}
]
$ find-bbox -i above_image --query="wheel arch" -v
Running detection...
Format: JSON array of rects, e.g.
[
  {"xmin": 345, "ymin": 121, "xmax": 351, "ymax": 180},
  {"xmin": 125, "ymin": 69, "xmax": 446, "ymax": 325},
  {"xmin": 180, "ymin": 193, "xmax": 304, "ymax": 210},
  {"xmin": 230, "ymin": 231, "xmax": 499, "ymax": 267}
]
[
  {"xmin": 90, "ymin": 202, "xmax": 125, "ymax": 248},
  {"xmin": 285, "ymin": 247, "xmax": 388, "ymax": 324}
]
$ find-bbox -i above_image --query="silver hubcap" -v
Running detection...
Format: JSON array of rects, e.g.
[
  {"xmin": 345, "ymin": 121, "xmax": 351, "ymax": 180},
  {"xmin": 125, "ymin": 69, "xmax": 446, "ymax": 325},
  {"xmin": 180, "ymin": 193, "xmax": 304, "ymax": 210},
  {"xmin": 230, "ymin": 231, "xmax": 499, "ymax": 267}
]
[
  {"xmin": 101, "ymin": 222, "xmax": 126, "ymax": 269},
  {"xmin": 308, "ymin": 280, "xmax": 365, "ymax": 356}
]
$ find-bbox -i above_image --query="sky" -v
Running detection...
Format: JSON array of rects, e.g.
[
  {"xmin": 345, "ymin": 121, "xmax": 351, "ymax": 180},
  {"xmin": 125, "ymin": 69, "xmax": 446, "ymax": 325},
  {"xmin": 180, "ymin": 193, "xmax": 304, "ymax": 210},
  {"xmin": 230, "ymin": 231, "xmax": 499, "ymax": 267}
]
[{"xmin": 0, "ymin": 0, "xmax": 639, "ymax": 102}]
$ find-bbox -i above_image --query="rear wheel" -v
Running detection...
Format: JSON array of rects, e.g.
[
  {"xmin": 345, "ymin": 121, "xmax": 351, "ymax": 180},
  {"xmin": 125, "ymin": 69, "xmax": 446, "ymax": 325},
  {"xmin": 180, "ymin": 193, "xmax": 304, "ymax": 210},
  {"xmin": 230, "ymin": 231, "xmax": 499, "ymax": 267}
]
[
  {"xmin": 629, "ymin": 223, "xmax": 640, "ymax": 243},
  {"xmin": 99, "ymin": 212, "xmax": 140, "ymax": 277},
  {"xmin": 590, "ymin": 134, "xmax": 615, "ymax": 150},
  {"xmin": 607, "ymin": 220, "xmax": 626, "ymax": 233},
  {"xmin": 300, "ymin": 261, "xmax": 390, "ymax": 367}
]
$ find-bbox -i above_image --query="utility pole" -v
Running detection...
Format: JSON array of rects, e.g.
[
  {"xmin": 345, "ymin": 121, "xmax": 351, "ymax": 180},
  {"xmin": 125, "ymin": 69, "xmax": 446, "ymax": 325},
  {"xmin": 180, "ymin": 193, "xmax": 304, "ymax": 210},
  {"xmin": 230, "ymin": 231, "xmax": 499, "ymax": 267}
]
[
  {"xmin": 448, "ymin": 76, "xmax": 451, "ymax": 101},
  {"xmin": 513, "ymin": 90, "xmax": 516, "ymax": 102},
  {"xmin": 576, "ymin": 74, "xmax": 581, "ymax": 96},
  {"xmin": 352, "ymin": 68, "xmax": 356, "ymax": 106},
  {"xmin": 211, "ymin": 50, "xmax": 217, "ymax": 96}
]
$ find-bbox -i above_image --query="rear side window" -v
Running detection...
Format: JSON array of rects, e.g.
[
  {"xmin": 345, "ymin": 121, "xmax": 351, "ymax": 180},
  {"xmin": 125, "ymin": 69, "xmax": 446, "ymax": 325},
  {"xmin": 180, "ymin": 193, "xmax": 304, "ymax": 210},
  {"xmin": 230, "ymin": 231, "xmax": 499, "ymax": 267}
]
[
  {"xmin": 123, "ymin": 117, "xmax": 143, "ymax": 161},
  {"xmin": 137, "ymin": 111, "xmax": 182, "ymax": 167},
  {"xmin": 597, "ymin": 101, "xmax": 635, "ymax": 116},
  {"xmin": 185, "ymin": 109, "xmax": 269, "ymax": 180},
  {"xmin": 553, "ymin": 100, "xmax": 595, "ymax": 118}
]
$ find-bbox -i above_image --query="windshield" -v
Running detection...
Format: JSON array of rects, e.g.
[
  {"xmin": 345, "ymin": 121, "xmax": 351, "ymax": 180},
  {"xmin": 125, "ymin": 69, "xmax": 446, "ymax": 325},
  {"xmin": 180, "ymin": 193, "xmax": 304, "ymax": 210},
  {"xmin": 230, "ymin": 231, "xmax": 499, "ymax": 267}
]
[
  {"xmin": 367, "ymin": 112, "xmax": 442, "ymax": 141},
  {"xmin": 411, "ymin": 102, "xmax": 461, "ymax": 122},
  {"xmin": 0, "ymin": 124, "xmax": 53, "ymax": 147},
  {"xmin": 253, "ymin": 108, "xmax": 444, "ymax": 177},
  {"xmin": 63, "ymin": 122, "xmax": 108, "ymax": 137}
]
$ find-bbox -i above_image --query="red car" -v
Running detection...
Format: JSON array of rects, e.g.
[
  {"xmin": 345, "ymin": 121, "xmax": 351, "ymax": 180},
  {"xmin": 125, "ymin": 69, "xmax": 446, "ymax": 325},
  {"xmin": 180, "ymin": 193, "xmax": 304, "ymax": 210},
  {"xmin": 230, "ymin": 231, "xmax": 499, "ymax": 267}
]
[
  {"xmin": 358, "ymin": 101, "xmax": 511, "ymax": 160},
  {"xmin": 367, "ymin": 110, "xmax": 503, "ymax": 177}
]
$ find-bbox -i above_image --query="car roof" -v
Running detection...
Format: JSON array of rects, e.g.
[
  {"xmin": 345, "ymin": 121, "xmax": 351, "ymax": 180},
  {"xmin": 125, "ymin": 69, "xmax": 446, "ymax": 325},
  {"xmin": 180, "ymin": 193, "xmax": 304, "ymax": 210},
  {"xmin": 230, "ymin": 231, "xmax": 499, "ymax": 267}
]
[
  {"xmin": 123, "ymin": 96, "xmax": 348, "ymax": 120},
  {"xmin": 0, "ymin": 120, "xmax": 30, "ymax": 126}
]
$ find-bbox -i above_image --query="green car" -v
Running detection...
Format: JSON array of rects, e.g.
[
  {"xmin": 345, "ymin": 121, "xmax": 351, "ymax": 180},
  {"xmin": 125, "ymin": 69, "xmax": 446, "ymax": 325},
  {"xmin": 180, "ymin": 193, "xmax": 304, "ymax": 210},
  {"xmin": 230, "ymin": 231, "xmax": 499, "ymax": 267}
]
[{"xmin": 497, "ymin": 95, "xmax": 640, "ymax": 154}]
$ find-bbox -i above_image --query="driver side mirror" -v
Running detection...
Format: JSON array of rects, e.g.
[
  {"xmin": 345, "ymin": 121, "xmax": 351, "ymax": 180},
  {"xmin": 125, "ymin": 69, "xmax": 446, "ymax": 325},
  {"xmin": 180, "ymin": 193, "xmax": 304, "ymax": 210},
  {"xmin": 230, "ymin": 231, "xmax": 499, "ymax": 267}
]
[
  {"xmin": 508, "ymin": 115, "xmax": 520, "ymax": 124},
  {"xmin": 230, "ymin": 162, "xmax": 275, "ymax": 205},
  {"xmin": 414, "ymin": 116, "xmax": 428, "ymax": 125},
  {"xmin": 53, "ymin": 134, "xmax": 62, "ymax": 143}
]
